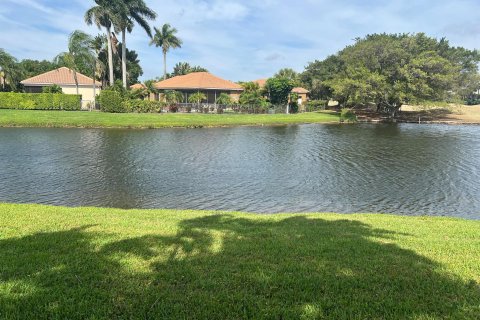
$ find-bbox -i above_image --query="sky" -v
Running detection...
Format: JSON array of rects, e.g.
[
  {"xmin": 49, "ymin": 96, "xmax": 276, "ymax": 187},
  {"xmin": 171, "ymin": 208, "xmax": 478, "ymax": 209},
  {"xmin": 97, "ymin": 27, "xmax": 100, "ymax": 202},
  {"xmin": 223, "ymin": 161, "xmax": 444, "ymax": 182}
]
[{"xmin": 1, "ymin": 0, "xmax": 480, "ymax": 82}]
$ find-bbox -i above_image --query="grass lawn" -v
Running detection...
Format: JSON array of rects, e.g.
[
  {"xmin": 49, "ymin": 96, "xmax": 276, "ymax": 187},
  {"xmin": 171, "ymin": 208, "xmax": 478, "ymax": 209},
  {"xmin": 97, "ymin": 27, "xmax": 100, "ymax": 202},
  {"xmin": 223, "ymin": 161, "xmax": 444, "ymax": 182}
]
[
  {"xmin": 0, "ymin": 109, "xmax": 340, "ymax": 129},
  {"xmin": 0, "ymin": 204, "xmax": 479, "ymax": 319}
]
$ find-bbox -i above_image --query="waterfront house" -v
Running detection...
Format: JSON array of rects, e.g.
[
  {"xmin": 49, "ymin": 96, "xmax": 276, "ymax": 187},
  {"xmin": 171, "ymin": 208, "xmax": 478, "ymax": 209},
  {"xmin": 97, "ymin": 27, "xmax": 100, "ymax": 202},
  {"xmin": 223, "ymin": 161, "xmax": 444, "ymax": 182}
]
[
  {"xmin": 21, "ymin": 67, "xmax": 101, "ymax": 109},
  {"xmin": 154, "ymin": 72, "xmax": 243, "ymax": 104}
]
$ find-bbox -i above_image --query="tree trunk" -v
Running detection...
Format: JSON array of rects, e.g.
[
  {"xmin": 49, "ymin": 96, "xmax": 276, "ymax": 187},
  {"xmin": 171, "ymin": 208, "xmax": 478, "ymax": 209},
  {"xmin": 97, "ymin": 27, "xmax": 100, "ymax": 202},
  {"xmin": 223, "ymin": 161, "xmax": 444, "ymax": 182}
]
[
  {"xmin": 121, "ymin": 29, "xmax": 127, "ymax": 89},
  {"xmin": 163, "ymin": 50, "xmax": 167, "ymax": 80},
  {"xmin": 93, "ymin": 60, "xmax": 96, "ymax": 110},
  {"xmin": 106, "ymin": 26, "xmax": 114, "ymax": 87},
  {"xmin": 73, "ymin": 70, "xmax": 79, "ymax": 96}
]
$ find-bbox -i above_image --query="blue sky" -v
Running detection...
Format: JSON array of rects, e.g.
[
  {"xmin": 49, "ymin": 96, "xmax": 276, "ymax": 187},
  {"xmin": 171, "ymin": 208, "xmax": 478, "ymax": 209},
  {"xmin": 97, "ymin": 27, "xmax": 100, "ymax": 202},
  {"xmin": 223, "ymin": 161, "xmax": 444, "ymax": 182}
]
[{"xmin": 1, "ymin": 0, "xmax": 479, "ymax": 82}]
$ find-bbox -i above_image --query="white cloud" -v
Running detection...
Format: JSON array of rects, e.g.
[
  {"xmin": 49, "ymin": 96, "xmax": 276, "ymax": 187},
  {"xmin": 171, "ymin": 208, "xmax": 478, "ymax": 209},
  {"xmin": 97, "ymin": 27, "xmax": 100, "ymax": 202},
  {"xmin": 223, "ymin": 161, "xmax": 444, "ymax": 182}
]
[{"xmin": 1, "ymin": 0, "xmax": 479, "ymax": 81}]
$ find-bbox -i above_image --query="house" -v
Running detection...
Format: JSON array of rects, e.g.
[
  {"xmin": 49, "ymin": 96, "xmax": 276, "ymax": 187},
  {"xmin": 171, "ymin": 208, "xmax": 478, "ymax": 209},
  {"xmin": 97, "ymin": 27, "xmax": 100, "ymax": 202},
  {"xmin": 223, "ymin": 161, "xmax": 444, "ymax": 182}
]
[
  {"xmin": 153, "ymin": 72, "xmax": 243, "ymax": 104},
  {"xmin": 291, "ymin": 87, "xmax": 310, "ymax": 109},
  {"xmin": 130, "ymin": 83, "xmax": 159, "ymax": 101},
  {"xmin": 21, "ymin": 67, "xmax": 102, "ymax": 109}
]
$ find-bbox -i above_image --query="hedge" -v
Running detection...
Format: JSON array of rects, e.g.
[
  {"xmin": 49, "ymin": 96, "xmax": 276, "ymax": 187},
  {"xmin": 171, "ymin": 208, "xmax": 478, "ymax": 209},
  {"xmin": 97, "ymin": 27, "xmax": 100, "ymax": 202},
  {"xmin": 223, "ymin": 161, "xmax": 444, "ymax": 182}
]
[
  {"xmin": 124, "ymin": 99, "xmax": 166, "ymax": 113},
  {"xmin": 98, "ymin": 90, "xmax": 125, "ymax": 113},
  {"xmin": 99, "ymin": 90, "xmax": 166, "ymax": 113},
  {"xmin": 0, "ymin": 92, "xmax": 81, "ymax": 111}
]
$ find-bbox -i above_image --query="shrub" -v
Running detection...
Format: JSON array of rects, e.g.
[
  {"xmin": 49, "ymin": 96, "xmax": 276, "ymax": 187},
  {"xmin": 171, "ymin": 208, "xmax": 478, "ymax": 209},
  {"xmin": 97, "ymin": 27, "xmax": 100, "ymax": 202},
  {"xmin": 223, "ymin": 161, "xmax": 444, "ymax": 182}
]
[
  {"xmin": 306, "ymin": 100, "xmax": 328, "ymax": 112},
  {"xmin": 42, "ymin": 85, "xmax": 63, "ymax": 94},
  {"xmin": 99, "ymin": 90, "xmax": 126, "ymax": 113},
  {"xmin": 0, "ymin": 92, "xmax": 81, "ymax": 110},
  {"xmin": 124, "ymin": 99, "xmax": 165, "ymax": 113},
  {"xmin": 289, "ymin": 102, "xmax": 299, "ymax": 114},
  {"xmin": 340, "ymin": 108, "xmax": 357, "ymax": 123}
]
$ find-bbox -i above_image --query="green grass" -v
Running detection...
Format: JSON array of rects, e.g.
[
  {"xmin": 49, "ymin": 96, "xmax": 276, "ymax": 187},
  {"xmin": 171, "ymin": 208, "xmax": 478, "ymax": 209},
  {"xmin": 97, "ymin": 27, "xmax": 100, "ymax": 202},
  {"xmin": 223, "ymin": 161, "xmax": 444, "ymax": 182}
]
[
  {"xmin": 0, "ymin": 204, "xmax": 479, "ymax": 319},
  {"xmin": 0, "ymin": 109, "xmax": 340, "ymax": 129}
]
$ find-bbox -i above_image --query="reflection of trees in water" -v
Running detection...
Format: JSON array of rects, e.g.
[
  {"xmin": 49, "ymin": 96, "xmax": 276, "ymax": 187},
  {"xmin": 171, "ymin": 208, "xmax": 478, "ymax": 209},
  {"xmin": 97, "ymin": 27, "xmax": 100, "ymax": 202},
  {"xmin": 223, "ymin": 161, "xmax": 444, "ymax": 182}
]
[{"xmin": 1, "ymin": 215, "xmax": 478, "ymax": 319}]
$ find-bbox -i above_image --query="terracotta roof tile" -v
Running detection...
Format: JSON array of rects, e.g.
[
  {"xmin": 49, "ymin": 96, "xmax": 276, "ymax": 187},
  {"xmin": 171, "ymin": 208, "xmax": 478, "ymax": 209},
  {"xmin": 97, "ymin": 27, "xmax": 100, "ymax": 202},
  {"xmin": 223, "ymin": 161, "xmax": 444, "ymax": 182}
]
[
  {"xmin": 154, "ymin": 72, "xmax": 243, "ymax": 91},
  {"xmin": 130, "ymin": 83, "xmax": 146, "ymax": 90},
  {"xmin": 292, "ymin": 87, "xmax": 310, "ymax": 94},
  {"xmin": 21, "ymin": 67, "xmax": 101, "ymax": 87},
  {"xmin": 252, "ymin": 79, "xmax": 267, "ymax": 88}
]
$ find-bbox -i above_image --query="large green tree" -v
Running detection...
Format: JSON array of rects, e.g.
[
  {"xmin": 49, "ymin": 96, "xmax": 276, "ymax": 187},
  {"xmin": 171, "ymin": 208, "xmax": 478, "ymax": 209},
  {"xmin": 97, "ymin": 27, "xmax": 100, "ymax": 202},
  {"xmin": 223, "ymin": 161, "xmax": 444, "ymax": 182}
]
[
  {"xmin": 150, "ymin": 24, "xmax": 183, "ymax": 80},
  {"xmin": 265, "ymin": 77, "xmax": 295, "ymax": 105},
  {"xmin": 172, "ymin": 62, "xmax": 208, "ymax": 77},
  {"xmin": 97, "ymin": 43, "xmax": 143, "ymax": 85},
  {"xmin": 274, "ymin": 68, "xmax": 299, "ymax": 84},
  {"xmin": 18, "ymin": 59, "xmax": 57, "ymax": 79},
  {"xmin": 111, "ymin": 0, "xmax": 156, "ymax": 88},
  {"xmin": 302, "ymin": 33, "xmax": 480, "ymax": 117}
]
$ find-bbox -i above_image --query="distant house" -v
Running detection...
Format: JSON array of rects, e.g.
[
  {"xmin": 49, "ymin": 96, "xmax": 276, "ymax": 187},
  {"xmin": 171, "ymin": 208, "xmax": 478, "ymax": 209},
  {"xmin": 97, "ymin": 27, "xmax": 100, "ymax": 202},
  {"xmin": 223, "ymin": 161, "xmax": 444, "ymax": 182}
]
[
  {"xmin": 291, "ymin": 87, "xmax": 310, "ymax": 108},
  {"xmin": 154, "ymin": 72, "xmax": 244, "ymax": 104},
  {"xmin": 21, "ymin": 67, "xmax": 101, "ymax": 109}
]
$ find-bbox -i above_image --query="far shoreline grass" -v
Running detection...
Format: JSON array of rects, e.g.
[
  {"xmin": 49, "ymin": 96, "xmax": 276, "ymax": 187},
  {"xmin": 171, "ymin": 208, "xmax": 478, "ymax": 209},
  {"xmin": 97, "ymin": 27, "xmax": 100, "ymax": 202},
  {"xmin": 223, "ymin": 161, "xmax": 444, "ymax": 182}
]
[
  {"xmin": 0, "ymin": 203, "xmax": 479, "ymax": 319},
  {"xmin": 0, "ymin": 109, "xmax": 340, "ymax": 129}
]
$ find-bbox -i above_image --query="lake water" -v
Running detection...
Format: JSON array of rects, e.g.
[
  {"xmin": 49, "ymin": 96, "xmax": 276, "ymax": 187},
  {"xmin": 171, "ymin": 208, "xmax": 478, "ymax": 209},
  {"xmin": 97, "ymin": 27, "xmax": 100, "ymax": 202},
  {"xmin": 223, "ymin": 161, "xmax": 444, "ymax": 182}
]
[{"xmin": 0, "ymin": 124, "xmax": 479, "ymax": 219}]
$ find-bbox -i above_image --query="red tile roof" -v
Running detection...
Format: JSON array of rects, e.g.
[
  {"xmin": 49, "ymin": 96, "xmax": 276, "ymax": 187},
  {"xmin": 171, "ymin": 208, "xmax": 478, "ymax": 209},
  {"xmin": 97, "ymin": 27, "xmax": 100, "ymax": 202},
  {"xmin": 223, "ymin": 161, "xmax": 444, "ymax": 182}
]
[
  {"xmin": 154, "ymin": 72, "xmax": 243, "ymax": 91},
  {"xmin": 292, "ymin": 87, "xmax": 310, "ymax": 94},
  {"xmin": 252, "ymin": 79, "xmax": 267, "ymax": 88},
  {"xmin": 21, "ymin": 67, "xmax": 101, "ymax": 87},
  {"xmin": 130, "ymin": 83, "xmax": 146, "ymax": 90}
]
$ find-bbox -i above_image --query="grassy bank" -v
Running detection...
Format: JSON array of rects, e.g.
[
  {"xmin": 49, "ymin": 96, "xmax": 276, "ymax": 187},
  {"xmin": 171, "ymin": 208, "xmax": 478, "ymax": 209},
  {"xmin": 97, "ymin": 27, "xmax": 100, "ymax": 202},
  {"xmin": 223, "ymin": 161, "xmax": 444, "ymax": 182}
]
[
  {"xmin": 0, "ymin": 204, "xmax": 479, "ymax": 319},
  {"xmin": 0, "ymin": 109, "xmax": 340, "ymax": 129}
]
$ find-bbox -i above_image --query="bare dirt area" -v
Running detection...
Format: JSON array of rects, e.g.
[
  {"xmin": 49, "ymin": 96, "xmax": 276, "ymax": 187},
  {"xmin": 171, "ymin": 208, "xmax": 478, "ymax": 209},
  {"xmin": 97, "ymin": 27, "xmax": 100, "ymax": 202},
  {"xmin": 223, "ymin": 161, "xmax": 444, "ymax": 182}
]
[
  {"xmin": 399, "ymin": 105, "xmax": 480, "ymax": 124},
  {"xmin": 354, "ymin": 105, "xmax": 480, "ymax": 124}
]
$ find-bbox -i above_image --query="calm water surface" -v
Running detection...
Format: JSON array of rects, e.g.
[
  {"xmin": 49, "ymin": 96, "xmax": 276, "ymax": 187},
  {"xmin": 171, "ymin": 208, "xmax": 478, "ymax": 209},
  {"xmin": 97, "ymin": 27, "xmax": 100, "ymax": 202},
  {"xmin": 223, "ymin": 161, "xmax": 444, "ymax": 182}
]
[{"xmin": 1, "ymin": 124, "xmax": 479, "ymax": 219}]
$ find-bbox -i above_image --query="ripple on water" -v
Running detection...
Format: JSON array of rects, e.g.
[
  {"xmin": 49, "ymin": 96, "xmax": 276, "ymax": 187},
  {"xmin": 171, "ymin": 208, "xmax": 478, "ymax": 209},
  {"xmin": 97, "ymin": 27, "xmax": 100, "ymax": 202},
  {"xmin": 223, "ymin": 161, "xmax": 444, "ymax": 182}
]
[{"xmin": 0, "ymin": 124, "xmax": 480, "ymax": 219}]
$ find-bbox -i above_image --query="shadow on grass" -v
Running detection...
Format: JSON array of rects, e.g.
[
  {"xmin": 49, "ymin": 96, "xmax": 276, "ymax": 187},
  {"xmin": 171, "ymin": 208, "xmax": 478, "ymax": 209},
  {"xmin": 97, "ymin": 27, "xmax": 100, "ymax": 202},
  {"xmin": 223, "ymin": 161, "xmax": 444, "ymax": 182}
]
[
  {"xmin": 397, "ymin": 109, "xmax": 455, "ymax": 122},
  {"xmin": 1, "ymin": 215, "xmax": 479, "ymax": 319}
]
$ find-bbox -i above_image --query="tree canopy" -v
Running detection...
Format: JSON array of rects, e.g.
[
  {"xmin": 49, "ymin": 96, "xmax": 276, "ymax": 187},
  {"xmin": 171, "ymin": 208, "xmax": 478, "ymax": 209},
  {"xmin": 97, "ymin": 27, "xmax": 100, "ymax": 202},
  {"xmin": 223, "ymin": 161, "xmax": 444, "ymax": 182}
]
[
  {"xmin": 172, "ymin": 62, "xmax": 208, "ymax": 77},
  {"xmin": 301, "ymin": 33, "xmax": 480, "ymax": 116},
  {"xmin": 265, "ymin": 77, "xmax": 295, "ymax": 105}
]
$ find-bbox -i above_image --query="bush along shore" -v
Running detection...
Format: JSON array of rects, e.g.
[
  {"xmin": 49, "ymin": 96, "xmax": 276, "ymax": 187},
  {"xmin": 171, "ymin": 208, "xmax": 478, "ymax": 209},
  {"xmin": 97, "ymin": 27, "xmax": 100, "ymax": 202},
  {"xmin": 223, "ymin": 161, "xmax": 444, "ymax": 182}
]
[{"xmin": 0, "ymin": 203, "xmax": 479, "ymax": 319}]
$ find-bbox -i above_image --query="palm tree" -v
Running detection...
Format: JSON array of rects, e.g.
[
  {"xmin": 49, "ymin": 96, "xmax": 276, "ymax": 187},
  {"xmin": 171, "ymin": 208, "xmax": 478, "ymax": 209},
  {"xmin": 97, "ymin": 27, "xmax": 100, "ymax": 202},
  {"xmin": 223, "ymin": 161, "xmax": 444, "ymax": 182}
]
[
  {"xmin": 85, "ymin": 0, "xmax": 118, "ymax": 86},
  {"xmin": 0, "ymin": 49, "xmax": 22, "ymax": 92},
  {"xmin": 55, "ymin": 31, "xmax": 95, "ymax": 95},
  {"xmin": 113, "ymin": 0, "xmax": 156, "ymax": 88},
  {"xmin": 188, "ymin": 91, "xmax": 207, "ymax": 106},
  {"xmin": 150, "ymin": 24, "xmax": 183, "ymax": 80},
  {"xmin": 92, "ymin": 35, "xmax": 107, "ymax": 84}
]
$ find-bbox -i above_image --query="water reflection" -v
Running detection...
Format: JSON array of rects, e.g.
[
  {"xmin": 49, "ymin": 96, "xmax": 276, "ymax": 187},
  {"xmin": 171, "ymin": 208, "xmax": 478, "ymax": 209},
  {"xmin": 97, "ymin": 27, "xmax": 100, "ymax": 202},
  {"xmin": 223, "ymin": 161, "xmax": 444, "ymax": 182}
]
[{"xmin": 0, "ymin": 124, "xmax": 479, "ymax": 218}]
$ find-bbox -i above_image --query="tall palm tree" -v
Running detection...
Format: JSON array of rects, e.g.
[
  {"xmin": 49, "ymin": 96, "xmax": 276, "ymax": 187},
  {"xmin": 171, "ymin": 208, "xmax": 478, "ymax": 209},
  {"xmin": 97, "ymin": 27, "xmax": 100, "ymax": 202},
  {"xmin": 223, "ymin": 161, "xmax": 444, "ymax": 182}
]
[
  {"xmin": 150, "ymin": 24, "xmax": 183, "ymax": 80},
  {"xmin": 113, "ymin": 0, "xmax": 156, "ymax": 88},
  {"xmin": 85, "ymin": 0, "xmax": 118, "ymax": 86},
  {"xmin": 92, "ymin": 34, "xmax": 107, "ymax": 85},
  {"xmin": 55, "ymin": 31, "xmax": 95, "ymax": 95}
]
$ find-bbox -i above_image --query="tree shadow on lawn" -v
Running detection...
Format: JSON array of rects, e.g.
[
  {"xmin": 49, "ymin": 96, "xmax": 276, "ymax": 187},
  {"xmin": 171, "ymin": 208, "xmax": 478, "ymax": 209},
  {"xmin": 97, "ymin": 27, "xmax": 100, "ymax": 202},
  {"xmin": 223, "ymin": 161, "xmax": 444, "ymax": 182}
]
[{"xmin": 0, "ymin": 215, "xmax": 479, "ymax": 319}]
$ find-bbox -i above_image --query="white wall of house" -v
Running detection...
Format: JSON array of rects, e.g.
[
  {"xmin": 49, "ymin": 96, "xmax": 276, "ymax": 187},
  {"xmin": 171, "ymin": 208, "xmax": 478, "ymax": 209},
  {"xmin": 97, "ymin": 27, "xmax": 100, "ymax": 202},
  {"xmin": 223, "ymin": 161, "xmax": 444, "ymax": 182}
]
[{"xmin": 60, "ymin": 85, "xmax": 101, "ymax": 109}]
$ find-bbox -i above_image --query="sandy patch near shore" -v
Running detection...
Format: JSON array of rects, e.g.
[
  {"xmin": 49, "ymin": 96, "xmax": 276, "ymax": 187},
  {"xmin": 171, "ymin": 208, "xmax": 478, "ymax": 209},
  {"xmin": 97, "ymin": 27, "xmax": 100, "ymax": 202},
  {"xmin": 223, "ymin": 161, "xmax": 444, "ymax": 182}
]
[{"xmin": 401, "ymin": 105, "xmax": 480, "ymax": 124}]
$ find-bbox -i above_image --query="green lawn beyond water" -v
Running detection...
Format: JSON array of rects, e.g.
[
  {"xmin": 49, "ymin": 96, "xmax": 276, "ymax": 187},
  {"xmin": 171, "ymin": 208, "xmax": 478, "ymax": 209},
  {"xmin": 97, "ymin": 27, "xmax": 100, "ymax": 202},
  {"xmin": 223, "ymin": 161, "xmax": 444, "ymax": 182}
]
[
  {"xmin": 0, "ymin": 204, "xmax": 479, "ymax": 319},
  {"xmin": 0, "ymin": 109, "xmax": 339, "ymax": 129}
]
